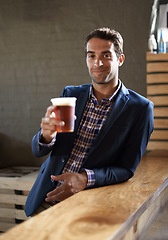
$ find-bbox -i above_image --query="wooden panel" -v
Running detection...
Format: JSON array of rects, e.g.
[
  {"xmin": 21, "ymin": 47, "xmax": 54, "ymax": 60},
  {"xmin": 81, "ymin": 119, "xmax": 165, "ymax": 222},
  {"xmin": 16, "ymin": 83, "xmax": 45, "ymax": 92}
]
[
  {"xmin": 0, "ymin": 151, "xmax": 168, "ymax": 240},
  {"xmin": 0, "ymin": 208, "xmax": 27, "ymax": 220},
  {"xmin": 147, "ymin": 84, "xmax": 168, "ymax": 95},
  {"xmin": 0, "ymin": 217, "xmax": 15, "ymax": 223},
  {"xmin": 153, "ymin": 107, "xmax": 168, "ymax": 117},
  {"xmin": 0, "ymin": 194, "xmax": 27, "ymax": 205},
  {"xmin": 147, "ymin": 62, "xmax": 168, "ymax": 73},
  {"xmin": 150, "ymin": 130, "xmax": 168, "ymax": 140},
  {"xmin": 154, "ymin": 119, "xmax": 168, "ymax": 128},
  {"xmin": 146, "ymin": 52, "xmax": 168, "ymax": 150},
  {"xmin": 148, "ymin": 96, "xmax": 168, "ymax": 106},
  {"xmin": 147, "ymin": 141, "xmax": 168, "ymax": 150},
  {"xmin": 0, "ymin": 170, "xmax": 39, "ymax": 191},
  {"xmin": 0, "ymin": 222, "xmax": 16, "ymax": 232},
  {"xmin": 147, "ymin": 74, "xmax": 168, "ymax": 84},
  {"xmin": 147, "ymin": 52, "xmax": 168, "ymax": 61},
  {"xmin": 0, "ymin": 167, "xmax": 39, "ymax": 232}
]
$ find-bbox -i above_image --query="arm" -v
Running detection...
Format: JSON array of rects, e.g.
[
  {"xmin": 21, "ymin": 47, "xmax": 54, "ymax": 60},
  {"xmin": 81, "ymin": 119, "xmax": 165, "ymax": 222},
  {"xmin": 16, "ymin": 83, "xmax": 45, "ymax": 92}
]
[
  {"xmin": 93, "ymin": 101, "xmax": 154, "ymax": 187},
  {"xmin": 32, "ymin": 130, "xmax": 55, "ymax": 157}
]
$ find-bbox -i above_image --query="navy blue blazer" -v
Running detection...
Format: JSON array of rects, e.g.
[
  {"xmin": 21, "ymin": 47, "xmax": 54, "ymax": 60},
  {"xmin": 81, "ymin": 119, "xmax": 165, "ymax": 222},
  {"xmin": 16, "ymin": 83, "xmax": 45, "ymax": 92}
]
[{"xmin": 25, "ymin": 83, "xmax": 154, "ymax": 216}]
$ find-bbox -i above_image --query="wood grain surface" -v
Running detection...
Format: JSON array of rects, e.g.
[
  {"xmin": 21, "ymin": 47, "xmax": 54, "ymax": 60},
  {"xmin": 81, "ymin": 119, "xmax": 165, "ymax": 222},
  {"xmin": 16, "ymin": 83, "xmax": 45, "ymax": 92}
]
[{"xmin": 0, "ymin": 151, "xmax": 168, "ymax": 240}]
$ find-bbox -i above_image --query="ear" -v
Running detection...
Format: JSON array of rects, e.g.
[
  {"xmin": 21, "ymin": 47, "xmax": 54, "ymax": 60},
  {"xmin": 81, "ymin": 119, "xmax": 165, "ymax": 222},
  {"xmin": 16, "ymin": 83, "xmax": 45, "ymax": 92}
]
[{"xmin": 118, "ymin": 54, "xmax": 125, "ymax": 67}]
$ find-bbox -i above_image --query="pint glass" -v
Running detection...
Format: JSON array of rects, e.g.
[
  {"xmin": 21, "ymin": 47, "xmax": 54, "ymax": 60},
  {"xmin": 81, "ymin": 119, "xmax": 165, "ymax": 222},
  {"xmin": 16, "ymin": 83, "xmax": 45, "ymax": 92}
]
[{"xmin": 50, "ymin": 97, "xmax": 76, "ymax": 133}]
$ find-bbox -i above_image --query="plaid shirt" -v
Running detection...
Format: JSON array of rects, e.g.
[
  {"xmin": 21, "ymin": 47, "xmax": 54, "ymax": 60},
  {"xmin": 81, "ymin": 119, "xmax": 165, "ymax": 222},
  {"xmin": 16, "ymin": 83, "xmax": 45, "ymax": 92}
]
[{"xmin": 61, "ymin": 80, "xmax": 121, "ymax": 187}]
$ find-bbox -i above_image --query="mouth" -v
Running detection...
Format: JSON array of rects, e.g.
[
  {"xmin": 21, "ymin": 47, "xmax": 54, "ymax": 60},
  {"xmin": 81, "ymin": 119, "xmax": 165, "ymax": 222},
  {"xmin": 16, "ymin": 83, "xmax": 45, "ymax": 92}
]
[{"xmin": 92, "ymin": 68, "xmax": 107, "ymax": 74}]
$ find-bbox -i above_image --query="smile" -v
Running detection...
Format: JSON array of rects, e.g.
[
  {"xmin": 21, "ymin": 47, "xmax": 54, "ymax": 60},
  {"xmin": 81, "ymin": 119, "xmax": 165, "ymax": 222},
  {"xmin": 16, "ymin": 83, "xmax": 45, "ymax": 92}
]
[{"xmin": 92, "ymin": 69, "xmax": 107, "ymax": 74}]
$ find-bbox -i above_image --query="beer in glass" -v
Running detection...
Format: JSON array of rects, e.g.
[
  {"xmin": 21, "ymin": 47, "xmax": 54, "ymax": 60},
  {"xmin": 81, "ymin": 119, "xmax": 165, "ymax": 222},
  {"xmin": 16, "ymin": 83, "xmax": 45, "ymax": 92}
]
[{"xmin": 50, "ymin": 97, "xmax": 76, "ymax": 133}]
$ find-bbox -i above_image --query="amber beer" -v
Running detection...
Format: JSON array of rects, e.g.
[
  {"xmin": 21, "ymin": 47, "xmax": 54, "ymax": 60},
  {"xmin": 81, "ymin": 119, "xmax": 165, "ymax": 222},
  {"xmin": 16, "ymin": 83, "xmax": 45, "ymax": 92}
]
[{"xmin": 50, "ymin": 97, "xmax": 76, "ymax": 133}]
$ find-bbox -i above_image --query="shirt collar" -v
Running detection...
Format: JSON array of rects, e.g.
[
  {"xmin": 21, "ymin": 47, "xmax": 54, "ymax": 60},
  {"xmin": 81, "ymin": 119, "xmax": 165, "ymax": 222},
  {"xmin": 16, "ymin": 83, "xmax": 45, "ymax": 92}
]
[{"xmin": 89, "ymin": 79, "xmax": 122, "ymax": 103}]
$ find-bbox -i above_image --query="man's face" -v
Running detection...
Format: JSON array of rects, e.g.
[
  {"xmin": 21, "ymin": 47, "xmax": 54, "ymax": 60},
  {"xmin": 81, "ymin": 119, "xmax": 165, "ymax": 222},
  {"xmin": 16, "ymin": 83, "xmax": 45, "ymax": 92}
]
[{"xmin": 86, "ymin": 38, "xmax": 122, "ymax": 85}]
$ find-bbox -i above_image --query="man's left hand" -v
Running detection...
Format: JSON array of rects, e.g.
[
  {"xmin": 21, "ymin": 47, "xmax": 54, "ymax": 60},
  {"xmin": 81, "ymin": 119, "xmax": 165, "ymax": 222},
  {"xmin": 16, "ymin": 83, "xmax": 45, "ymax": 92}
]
[{"xmin": 45, "ymin": 172, "xmax": 88, "ymax": 203}]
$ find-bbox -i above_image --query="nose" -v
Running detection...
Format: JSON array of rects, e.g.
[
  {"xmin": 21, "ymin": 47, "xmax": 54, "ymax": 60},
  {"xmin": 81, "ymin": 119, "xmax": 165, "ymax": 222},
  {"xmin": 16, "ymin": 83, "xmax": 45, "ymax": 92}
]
[{"xmin": 94, "ymin": 58, "xmax": 103, "ymax": 67}]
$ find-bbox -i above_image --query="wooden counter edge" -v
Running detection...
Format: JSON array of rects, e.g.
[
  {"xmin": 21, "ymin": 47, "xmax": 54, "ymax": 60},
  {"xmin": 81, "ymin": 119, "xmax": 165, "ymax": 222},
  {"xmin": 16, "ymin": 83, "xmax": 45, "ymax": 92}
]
[{"xmin": 111, "ymin": 178, "xmax": 168, "ymax": 240}]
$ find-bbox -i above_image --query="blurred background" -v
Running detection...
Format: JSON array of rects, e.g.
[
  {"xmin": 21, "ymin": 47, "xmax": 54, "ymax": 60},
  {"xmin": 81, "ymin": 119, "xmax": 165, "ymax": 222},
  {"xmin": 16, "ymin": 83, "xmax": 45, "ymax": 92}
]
[{"xmin": 0, "ymin": 0, "xmax": 155, "ymax": 167}]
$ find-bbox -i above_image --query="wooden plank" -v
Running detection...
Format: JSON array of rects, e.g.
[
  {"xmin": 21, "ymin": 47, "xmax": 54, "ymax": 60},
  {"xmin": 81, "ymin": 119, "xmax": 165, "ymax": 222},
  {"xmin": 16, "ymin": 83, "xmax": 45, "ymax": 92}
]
[
  {"xmin": 0, "ymin": 170, "xmax": 39, "ymax": 191},
  {"xmin": 147, "ymin": 73, "xmax": 168, "ymax": 84},
  {"xmin": 0, "ymin": 222, "xmax": 16, "ymax": 232},
  {"xmin": 11, "ymin": 166, "xmax": 39, "ymax": 171},
  {"xmin": 147, "ymin": 141, "xmax": 168, "ymax": 150},
  {"xmin": 0, "ymin": 194, "xmax": 27, "ymax": 205},
  {"xmin": 148, "ymin": 96, "xmax": 168, "ymax": 106},
  {"xmin": 0, "ymin": 208, "xmax": 28, "ymax": 220},
  {"xmin": 22, "ymin": 190, "xmax": 29, "ymax": 196},
  {"xmin": 147, "ymin": 84, "xmax": 168, "ymax": 95},
  {"xmin": 0, "ymin": 167, "xmax": 38, "ymax": 177},
  {"xmin": 153, "ymin": 107, "xmax": 168, "ymax": 117},
  {"xmin": 0, "ymin": 151, "xmax": 168, "ymax": 240},
  {"xmin": 0, "ymin": 217, "xmax": 15, "ymax": 224},
  {"xmin": 0, "ymin": 167, "xmax": 39, "ymax": 233},
  {"xmin": 150, "ymin": 130, "xmax": 168, "ymax": 140},
  {"xmin": 0, "ymin": 203, "xmax": 15, "ymax": 209},
  {"xmin": 146, "ymin": 52, "xmax": 168, "ymax": 61},
  {"xmin": 154, "ymin": 118, "xmax": 168, "ymax": 128},
  {"xmin": 147, "ymin": 62, "xmax": 168, "ymax": 73},
  {"xmin": 0, "ymin": 189, "xmax": 14, "ymax": 194}
]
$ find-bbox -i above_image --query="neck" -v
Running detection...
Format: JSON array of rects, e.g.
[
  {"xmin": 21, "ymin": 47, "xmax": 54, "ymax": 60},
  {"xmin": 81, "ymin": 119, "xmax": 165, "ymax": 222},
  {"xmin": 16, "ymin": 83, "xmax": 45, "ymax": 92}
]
[{"xmin": 92, "ymin": 80, "xmax": 118, "ymax": 103}]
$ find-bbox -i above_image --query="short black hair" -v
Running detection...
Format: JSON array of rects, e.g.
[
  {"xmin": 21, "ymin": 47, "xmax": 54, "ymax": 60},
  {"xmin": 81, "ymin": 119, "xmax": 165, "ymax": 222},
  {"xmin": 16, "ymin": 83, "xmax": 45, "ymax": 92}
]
[{"xmin": 85, "ymin": 27, "xmax": 123, "ymax": 58}]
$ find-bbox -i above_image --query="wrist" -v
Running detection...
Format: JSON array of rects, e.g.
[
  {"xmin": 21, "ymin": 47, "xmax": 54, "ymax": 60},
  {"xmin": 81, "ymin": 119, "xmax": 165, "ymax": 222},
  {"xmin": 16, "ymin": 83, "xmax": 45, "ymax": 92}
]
[
  {"xmin": 39, "ymin": 133, "xmax": 52, "ymax": 144},
  {"xmin": 39, "ymin": 130, "xmax": 56, "ymax": 145},
  {"xmin": 80, "ymin": 171, "xmax": 88, "ymax": 187}
]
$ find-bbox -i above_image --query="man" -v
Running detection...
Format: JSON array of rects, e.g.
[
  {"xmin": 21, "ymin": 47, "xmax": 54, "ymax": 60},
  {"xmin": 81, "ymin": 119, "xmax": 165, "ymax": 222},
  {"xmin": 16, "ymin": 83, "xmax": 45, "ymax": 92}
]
[{"xmin": 25, "ymin": 28, "xmax": 154, "ymax": 217}]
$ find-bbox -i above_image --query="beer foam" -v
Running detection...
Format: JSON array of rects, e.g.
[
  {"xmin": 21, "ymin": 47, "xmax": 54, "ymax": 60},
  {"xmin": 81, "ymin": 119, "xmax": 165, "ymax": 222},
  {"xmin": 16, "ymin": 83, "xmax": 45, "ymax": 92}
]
[{"xmin": 51, "ymin": 97, "xmax": 76, "ymax": 106}]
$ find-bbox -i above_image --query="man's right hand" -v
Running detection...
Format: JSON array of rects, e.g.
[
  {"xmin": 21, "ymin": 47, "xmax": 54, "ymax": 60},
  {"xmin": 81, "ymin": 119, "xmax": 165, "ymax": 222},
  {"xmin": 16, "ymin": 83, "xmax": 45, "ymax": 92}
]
[{"xmin": 40, "ymin": 106, "xmax": 65, "ymax": 144}]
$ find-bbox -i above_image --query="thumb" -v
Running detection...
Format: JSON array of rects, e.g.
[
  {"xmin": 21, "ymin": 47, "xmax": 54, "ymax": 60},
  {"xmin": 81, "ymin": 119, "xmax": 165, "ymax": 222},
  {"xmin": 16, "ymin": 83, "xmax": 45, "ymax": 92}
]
[{"xmin": 51, "ymin": 174, "xmax": 67, "ymax": 181}]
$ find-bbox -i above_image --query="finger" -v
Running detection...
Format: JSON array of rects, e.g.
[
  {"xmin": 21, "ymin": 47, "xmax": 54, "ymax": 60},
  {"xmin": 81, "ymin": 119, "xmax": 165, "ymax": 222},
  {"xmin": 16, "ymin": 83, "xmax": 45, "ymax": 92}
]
[
  {"xmin": 46, "ymin": 186, "xmax": 64, "ymax": 198},
  {"xmin": 41, "ymin": 120, "xmax": 55, "ymax": 132},
  {"xmin": 45, "ymin": 184, "xmax": 74, "ymax": 202},
  {"xmin": 45, "ymin": 106, "xmax": 55, "ymax": 118},
  {"xmin": 50, "ymin": 173, "xmax": 71, "ymax": 183},
  {"xmin": 41, "ymin": 118, "xmax": 65, "ymax": 128},
  {"xmin": 51, "ymin": 174, "xmax": 65, "ymax": 181},
  {"xmin": 45, "ymin": 185, "xmax": 65, "ymax": 202},
  {"xmin": 45, "ymin": 190, "xmax": 69, "ymax": 202}
]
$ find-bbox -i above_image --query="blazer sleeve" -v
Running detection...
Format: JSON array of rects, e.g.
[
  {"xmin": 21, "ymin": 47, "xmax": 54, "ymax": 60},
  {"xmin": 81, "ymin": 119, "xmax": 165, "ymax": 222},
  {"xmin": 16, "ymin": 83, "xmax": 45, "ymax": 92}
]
[
  {"xmin": 92, "ymin": 100, "xmax": 154, "ymax": 187},
  {"xmin": 32, "ymin": 130, "xmax": 55, "ymax": 157}
]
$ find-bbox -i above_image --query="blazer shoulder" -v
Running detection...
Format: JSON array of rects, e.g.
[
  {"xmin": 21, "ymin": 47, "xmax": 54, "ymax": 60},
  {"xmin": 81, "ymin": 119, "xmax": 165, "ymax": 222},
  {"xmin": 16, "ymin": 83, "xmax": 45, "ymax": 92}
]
[
  {"xmin": 61, "ymin": 84, "xmax": 91, "ymax": 98},
  {"xmin": 120, "ymin": 83, "xmax": 153, "ymax": 109},
  {"xmin": 127, "ymin": 89, "xmax": 154, "ymax": 108}
]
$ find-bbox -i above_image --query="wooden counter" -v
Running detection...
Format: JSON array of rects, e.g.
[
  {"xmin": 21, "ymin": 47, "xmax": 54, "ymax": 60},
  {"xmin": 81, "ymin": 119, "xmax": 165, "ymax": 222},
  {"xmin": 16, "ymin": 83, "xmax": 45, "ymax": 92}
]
[{"xmin": 0, "ymin": 151, "xmax": 168, "ymax": 240}]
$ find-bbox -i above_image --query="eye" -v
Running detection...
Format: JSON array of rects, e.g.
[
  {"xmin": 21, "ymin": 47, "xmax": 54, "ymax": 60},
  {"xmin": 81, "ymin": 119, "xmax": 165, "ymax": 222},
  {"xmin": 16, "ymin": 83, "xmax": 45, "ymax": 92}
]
[
  {"xmin": 103, "ymin": 53, "xmax": 112, "ymax": 59},
  {"xmin": 87, "ymin": 53, "xmax": 95, "ymax": 59}
]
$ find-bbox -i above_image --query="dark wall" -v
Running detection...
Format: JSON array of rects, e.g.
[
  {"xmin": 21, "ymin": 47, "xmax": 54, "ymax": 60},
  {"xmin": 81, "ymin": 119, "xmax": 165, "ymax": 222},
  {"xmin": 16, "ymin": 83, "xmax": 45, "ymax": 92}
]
[{"xmin": 0, "ymin": 0, "xmax": 154, "ymax": 167}]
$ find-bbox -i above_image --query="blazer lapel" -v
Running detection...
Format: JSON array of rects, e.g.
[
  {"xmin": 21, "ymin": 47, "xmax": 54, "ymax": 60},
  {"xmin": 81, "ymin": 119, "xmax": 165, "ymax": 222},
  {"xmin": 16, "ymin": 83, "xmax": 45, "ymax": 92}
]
[
  {"xmin": 91, "ymin": 83, "xmax": 130, "ymax": 148},
  {"xmin": 74, "ymin": 85, "xmax": 90, "ymax": 132}
]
